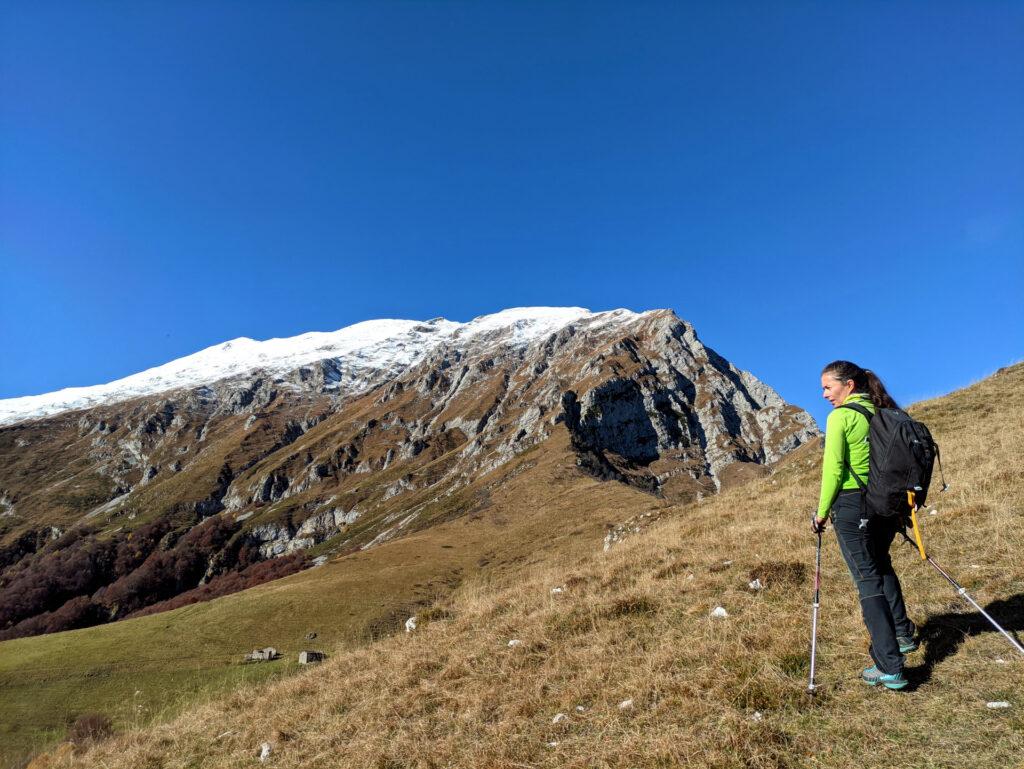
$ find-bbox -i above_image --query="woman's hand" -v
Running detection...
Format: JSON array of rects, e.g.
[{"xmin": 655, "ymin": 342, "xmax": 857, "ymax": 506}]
[{"xmin": 811, "ymin": 513, "xmax": 828, "ymax": 534}]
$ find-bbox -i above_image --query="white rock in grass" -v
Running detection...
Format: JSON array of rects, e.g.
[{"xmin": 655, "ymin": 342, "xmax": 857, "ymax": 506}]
[
  {"xmin": 575, "ymin": 705, "xmax": 586, "ymax": 712},
  {"xmin": 259, "ymin": 742, "xmax": 272, "ymax": 762},
  {"xmin": 552, "ymin": 713, "xmax": 568, "ymax": 724},
  {"xmin": 551, "ymin": 586, "xmax": 564, "ymax": 595},
  {"xmin": 618, "ymin": 698, "xmax": 634, "ymax": 710},
  {"xmin": 711, "ymin": 606, "xmax": 729, "ymax": 618},
  {"xmin": 995, "ymin": 658, "xmax": 1007, "ymax": 665},
  {"xmin": 546, "ymin": 741, "xmax": 559, "ymax": 748},
  {"xmin": 751, "ymin": 711, "xmax": 764, "ymax": 722},
  {"xmin": 748, "ymin": 579, "xmax": 763, "ymax": 591},
  {"xmin": 508, "ymin": 639, "xmax": 523, "ymax": 647},
  {"xmin": 986, "ymin": 701, "xmax": 1011, "ymax": 709},
  {"xmin": 404, "ymin": 616, "xmax": 417, "ymax": 633}
]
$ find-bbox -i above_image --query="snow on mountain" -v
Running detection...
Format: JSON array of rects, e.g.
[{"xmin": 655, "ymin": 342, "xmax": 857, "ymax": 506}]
[{"xmin": 0, "ymin": 307, "xmax": 642, "ymax": 426}]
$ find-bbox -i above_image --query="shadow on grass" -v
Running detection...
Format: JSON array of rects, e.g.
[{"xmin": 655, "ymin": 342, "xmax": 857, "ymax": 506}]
[{"xmin": 905, "ymin": 591, "xmax": 1024, "ymax": 689}]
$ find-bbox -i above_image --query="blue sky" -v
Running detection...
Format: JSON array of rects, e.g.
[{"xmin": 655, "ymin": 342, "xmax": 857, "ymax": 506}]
[{"xmin": 1, "ymin": 1, "xmax": 1021, "ymax": 428}]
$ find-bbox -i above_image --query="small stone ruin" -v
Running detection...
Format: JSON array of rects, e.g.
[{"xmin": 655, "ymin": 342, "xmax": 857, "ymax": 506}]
[
  {"xmin": 299, "ymin": 650, "xmax": 325, "ymax": 665},
  {"xmin": 244, "ymin": 647, "xmax": 280, "ymax": 662}
]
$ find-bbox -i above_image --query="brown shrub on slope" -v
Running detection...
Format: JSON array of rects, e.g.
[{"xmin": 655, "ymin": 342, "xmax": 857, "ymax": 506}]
[
  {"xmin": 0, "ymin": 514, "xmax": 304, "ymax": 640},
  {"xmin": 124, "ymin": 552, "xmax": 307, "ymax": 619}
]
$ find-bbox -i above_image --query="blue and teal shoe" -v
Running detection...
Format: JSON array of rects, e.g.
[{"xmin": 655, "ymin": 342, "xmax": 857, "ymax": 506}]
[
  {"xmin": 897, "ymin": 635, "xmax": 920, "ymax": 654},
  {"xmin": 862, "ymin": 665, "xmax": 908, "ymax": 690}
]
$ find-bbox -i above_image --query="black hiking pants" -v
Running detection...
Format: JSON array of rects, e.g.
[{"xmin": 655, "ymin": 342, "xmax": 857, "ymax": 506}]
[{"xmin": 830, "ymin": 490, "xmax": 916, "ymax": 675}]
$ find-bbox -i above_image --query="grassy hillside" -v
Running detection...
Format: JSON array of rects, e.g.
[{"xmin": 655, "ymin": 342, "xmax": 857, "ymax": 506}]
[
  {"xmin": 0, "ymin": 432, "xmax": 668, "ymax": 768},
  {"xmin": 20, "ymin": 363, "xmax": 1024, "ymax": 768}
]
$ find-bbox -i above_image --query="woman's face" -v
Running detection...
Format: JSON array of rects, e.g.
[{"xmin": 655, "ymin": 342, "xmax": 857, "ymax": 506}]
[{"xmin": 821, "ymin": 373, "xmax": 855, "ymax": 408}]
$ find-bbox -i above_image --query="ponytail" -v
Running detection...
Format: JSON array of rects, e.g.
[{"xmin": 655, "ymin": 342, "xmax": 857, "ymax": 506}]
[
  {"xmin": 861, "ymin": 368, "xmax": 899, "ymax": 409},
  {"xmin": 821, "ymin": 360, "xmax": 899, "ymax": 410}
]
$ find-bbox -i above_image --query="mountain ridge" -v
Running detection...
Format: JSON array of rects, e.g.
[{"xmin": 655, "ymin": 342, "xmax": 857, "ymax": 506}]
[{"xmin": 0, "ymin": 307, "xmax": 644, "ymax": 426}]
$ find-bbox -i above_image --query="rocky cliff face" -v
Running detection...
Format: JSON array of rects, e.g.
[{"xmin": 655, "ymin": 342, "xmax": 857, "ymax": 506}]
[{"xmin": 0, "ymin": 307, "xmax": 817, "ymax": 633}]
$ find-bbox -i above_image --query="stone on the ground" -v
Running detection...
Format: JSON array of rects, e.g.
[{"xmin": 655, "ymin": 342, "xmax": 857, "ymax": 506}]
[{"xmin": 245, "ymin": 647, "xmax": 279, "ymax": 662}]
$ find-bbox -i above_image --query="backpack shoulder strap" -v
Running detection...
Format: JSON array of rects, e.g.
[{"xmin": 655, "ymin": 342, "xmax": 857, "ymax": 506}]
[
  {"xmin": 838, "ymin": 402, "xmax": 874, "ymax": 421},
  {"xmin": 837, "ymin": 402, "xmax": 872, "ymax": 491},
  {"xmin": 845, "ymin": 461, "xmax": 868, "ymax": 492}
]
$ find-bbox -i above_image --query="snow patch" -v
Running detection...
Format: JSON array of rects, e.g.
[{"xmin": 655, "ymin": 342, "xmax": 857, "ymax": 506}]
[{"xmin": 0, "ymin": 307, "xmax": 644, "ymax": 426}]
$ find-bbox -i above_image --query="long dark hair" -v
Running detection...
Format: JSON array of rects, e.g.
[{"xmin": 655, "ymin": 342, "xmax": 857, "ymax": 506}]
[{"xmin": 821, "ymin": 360, "xmax": 899, "ymax": 410}]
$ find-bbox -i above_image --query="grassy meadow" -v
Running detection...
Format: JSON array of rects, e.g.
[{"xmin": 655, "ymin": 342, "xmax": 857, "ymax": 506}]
[{"xmin": 13, "ymin": 363, "xmax": 1024, "ymax": 768}]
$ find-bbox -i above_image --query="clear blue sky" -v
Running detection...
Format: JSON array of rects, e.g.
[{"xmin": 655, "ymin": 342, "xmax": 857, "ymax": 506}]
[{"xmin": 2, "ymin": 1, "xmax": 1021, "ymax": 428}]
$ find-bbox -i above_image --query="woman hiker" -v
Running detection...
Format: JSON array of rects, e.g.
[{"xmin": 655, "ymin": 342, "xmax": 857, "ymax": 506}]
[{"xmin": 813, "ymin": 360, "xmax": 919, "ymax": 690}]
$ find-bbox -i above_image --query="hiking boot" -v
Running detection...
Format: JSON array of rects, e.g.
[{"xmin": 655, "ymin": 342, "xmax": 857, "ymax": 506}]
[
  {"xmin": 862, "ymin": 665, "xmax": 908, "ymax": 690},
  {"xmin": 897, "ymin": 635, "xmax": 920, "ymax": 654}
]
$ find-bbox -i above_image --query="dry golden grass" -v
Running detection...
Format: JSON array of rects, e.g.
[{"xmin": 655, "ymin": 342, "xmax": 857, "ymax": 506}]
[
  {"xmin": 37, "ymin": 364, "xmax": 1024, "ymax": 768},
  {"xmin": 0, "ymin": 429, "xmax": 665, "ymax": 768}
]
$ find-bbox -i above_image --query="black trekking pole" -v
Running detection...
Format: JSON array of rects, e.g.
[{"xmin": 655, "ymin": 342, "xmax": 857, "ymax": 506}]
[
  {"xmin": 808, "ymin": 515, "xmax": 824, "ymax": 694},
  {"xmin": 901, "ymin": 492, "xmax": 1024, "ymax": 658}
]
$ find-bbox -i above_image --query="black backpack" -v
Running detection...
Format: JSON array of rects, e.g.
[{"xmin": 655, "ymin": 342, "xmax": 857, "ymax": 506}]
[{"xmin": 839, "ymin": 402, "xmax": 945, "ymax": 517}]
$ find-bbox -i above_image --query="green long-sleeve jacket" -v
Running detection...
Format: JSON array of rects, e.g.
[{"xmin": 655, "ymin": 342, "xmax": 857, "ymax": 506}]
[{"xmin": 816, "ymin": 392, "xmax": 876, "ymax": 519}]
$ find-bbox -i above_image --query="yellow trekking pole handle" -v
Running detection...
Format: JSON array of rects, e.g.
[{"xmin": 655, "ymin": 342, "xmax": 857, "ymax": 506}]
[{"xmin": 907, "ymin": 491, "xmax": 927, "ymax": 560}]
